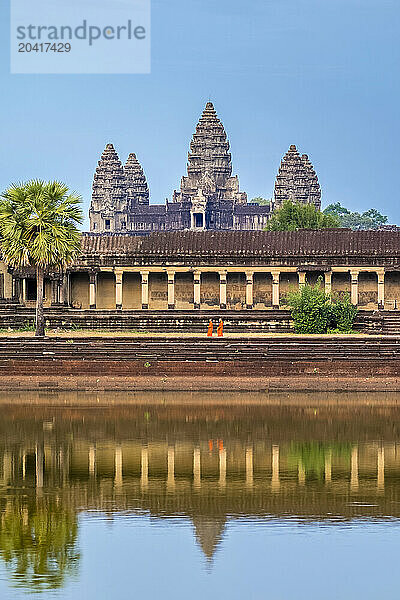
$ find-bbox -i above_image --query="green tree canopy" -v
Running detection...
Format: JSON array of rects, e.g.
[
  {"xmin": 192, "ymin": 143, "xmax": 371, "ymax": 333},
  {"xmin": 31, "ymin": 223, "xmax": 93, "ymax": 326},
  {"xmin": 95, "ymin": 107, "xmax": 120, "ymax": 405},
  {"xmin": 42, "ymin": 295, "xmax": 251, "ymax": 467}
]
[
  {"xmin": 323, "ymin": 202, "xmax": 388, "ymax": 230},
  {"xmin": 265, "ymin": 200, "xmax": 340, "ymax": 231},
  {"xmin": 0, "ymin": 180, "xmax": 83, "ymax": 336},
  {"xmin": 250, "ymin": 196, "xmax": 271, "ymax": 206}
]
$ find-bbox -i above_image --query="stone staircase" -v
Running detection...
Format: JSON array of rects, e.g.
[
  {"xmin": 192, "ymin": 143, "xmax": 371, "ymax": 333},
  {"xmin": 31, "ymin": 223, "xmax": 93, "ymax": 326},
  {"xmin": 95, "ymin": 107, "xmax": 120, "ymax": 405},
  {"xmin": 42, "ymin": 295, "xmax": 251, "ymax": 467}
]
[
  {"xmin": 0, "ymin": 336, "xmax": 399, "ymax": 377},
  {"xmin": 381, "ymin": 312, "xmax": 400, "ymax": 335},
  {"xmin": 0, "ymin": 307, "xmax": 294, "ymax": 334},
  {"xmin": 0, "ymin": 306, "xmax": 397, "ymax": 335}
]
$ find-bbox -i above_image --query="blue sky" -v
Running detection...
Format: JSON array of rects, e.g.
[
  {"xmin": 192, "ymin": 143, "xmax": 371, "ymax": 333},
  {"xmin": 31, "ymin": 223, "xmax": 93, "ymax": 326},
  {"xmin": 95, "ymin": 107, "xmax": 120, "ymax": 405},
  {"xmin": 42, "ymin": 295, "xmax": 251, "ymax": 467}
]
[{"xmin": 1, "ymin": 0, "xmax": 399, "ymax": 228}]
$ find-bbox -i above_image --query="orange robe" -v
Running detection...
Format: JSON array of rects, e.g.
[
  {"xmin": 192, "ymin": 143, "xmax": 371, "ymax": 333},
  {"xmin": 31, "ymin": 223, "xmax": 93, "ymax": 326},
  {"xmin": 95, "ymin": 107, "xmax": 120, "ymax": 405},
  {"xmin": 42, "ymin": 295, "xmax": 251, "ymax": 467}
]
[
  {"xmin": 217, "ymin": 320, "xmax": 223, "ymax": 337},
  {"xmin": 207, "ymin": 320, "xmax": 213, "ymax": 336}
]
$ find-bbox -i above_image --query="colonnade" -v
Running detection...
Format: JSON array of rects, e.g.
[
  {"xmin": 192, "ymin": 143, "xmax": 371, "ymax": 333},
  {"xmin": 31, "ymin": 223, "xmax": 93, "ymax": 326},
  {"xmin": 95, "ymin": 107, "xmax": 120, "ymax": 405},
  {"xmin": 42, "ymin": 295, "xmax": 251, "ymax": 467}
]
[
  {"xmin": 2, "ymin": 442, "xmax": 391, "ymax": 493},
  {"xmin": 68, "ymin": 266, "xmax": 389, "ymax": 310}
]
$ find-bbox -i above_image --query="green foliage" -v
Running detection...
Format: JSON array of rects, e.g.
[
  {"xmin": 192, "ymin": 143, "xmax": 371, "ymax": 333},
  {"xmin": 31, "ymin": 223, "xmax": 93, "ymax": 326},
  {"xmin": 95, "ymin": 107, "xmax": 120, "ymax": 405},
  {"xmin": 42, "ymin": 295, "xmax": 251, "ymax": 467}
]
[
  {"xmin": 329, "ymin": 293, "xmax": 358, "ymax": 332},
  {"xmin": 287, "ymin": 442, "xmax": 352, "ymax": 479},
  {"xmin": 0, "ymin": 180, "xmax": 83, "ymax": 337},
  {"xmin": 265, "ymin": 200, "xmax": 340, "ymax": 231},
  {"xmin": 286, "ymin": 281, "xmax": 332, "ymax": 333},
  {"xmin": 251, "ymin": 196, "xmax": 271, "ymax": 206},
  {"xmin": 0, "ymin": 496, "xmax": 79, "ymax": 591},
  {"xmin": 0, "ymin": 180, "xmax": 83, "ymax": 269},
  {"xmin": 19, "ymin": 320, "xmax": 35, "ymax": 332},
  {"xmin": 323, "ymin": 202, "xmax": 388, "ymax": 230},
  {"xmin": 285, "ymin": 280, "xmax": 358, "ymax": 334}
]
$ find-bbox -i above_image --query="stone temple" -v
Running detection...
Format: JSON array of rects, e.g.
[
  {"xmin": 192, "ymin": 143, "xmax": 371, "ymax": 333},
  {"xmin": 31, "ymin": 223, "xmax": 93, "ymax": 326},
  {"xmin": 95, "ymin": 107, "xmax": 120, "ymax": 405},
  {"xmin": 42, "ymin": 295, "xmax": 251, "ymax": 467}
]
[{"xmin": 89, "ymin": 102, "xmax": 321, "ymax": 234}]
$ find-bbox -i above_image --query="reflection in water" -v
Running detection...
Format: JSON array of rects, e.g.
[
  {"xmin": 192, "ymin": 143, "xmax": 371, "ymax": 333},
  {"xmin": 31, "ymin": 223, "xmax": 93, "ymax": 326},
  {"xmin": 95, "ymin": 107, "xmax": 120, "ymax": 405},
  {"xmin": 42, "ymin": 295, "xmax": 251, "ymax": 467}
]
[
  {"xmin": 0, "ymin": 496, "xmax": 79, "ymax": 591},
  {"xmin": 1, "ymin": 391, "xmax": 400, "ymax": 592}
]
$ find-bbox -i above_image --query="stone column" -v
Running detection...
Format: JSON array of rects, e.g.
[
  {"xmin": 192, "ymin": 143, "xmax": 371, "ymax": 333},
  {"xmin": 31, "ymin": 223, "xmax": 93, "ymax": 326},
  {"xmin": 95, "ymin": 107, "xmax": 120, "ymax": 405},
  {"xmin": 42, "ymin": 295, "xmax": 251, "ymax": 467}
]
[
  {"xmin": 35, "ymin": 445, "xmax": 43, "ymax": 489},
  {"xmin": 298, "ymin": 460, "xmax": 305, "ymax": 485},
  {"xmin": 3, "ymin": 452, "xmax": 12, "ymax": 485},
  {"xmin": 272, "ymin": 272, "xmax": 280, "ymax": 309},
  {"xmin": 246, "ymin": 446, "xmax": 254, "ymax": 487},
  {"xmin": 325, "ymin": 271, "xmax": 332, "ymax": 297},
  {"xmin": 65, "ymin": 273, "xmax": 71, "ymax": 307},
  {"xmin": 115, "ymin": 270, "xmax": 123, "ymax": 310},
  {"xmin": 271, "ymin": 444, "xmax": 280, "ymax": 491},
  {"xmin": 298, "ymin": 271, "xmax": 306, "ymax": 288},
  {"xmin": 350, "ymin": 270, "xmax": 359, "ymax": 306},
  {"xmin": 114, "ymin": 446, "xmax": 123, "ymax": 487},
  {"xmin": 350, "ymin": 445, "xmax": 359, "ymax": 491},
  {"xmin": 377, "ymin": 270, "xmax": 385, "ymax": 309},
  {"xmin": 89, "ymin": 446, "xmax": 96, "ymax": 477},
  {"xmin": 377, "ymin": 445, "xmax": 385, "ymax": 492},
  {"xmin": 141, "ymin": 447, "xmax": 149, "ymax": 488},
  {"xmin": 58, "ymin": 276, "xmax": 66, "ymax": 306},
  {"xmin": 167, "ymin": 271, "xmax": 175, "ymax": 310},
  {"xmin": 51, "ymin": 279, "xmax": 58, "ymax": 305},
  {"xmin": 13, "ymin": 277, "xmax": 21, "ymax": 303},
  {"xmin": 167, "ymin": 446, "xmax": 175, "ymax": 488},
  {"xmin": 140, "ymin": 271, "xmax": 149, "ymax": 310},
  {"xmin": 219, "ymin": 447, "xmax": 226, "ymax": 488},
  {"xmin": 246, "ymin": 271, "xmax": 254, "ymax": 309},
  {"xmin": 22, "ymin": 278, "xmax": 27, "ymax": 303},
  {"xmin": 193, "ymin": 447, "xmax": 201, "ymax": 488},
  {"xmin": 219, "ymin": 271, "xmax": 227, "ymax": 309},
  {"xmin": 325, "ymin": 450, "xmax": 332, "ymax": 484},
  {"xmin": 89, "ymin": 272, "xmax": 97, "ymax": 309},
  {"xmin": 22, "ymin": 452, "xmax": 26, "ymax": 480},
  {"xmin": 193, "ymin": 271, "xmax": 201, "ymax": 310}
]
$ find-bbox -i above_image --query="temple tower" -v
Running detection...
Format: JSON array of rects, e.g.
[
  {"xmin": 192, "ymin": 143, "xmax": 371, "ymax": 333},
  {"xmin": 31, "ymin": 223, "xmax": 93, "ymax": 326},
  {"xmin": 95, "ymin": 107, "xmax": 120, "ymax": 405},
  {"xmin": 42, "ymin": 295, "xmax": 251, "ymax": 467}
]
[
  {"xmin": 273, "ymin": 145, "xmax": 321, "ymax": 210},
  {"xmin": 172, "ymin": 102, "xmax": 247, "ymax": 230},
  {"xmin": 124, "ymin": 153, "xmax": 150, "ymax": 207},
  {"xmin": 89, "ymin": 144, "xmax": 128, "ymax": 232}
]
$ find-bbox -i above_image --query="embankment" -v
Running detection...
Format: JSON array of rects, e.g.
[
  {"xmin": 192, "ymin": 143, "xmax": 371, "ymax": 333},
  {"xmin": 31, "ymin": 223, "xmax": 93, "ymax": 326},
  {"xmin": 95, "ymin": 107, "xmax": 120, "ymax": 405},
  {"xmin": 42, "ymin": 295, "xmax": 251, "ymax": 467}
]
[{"xmin": 0, "ymin": 336, "xmax": 400, "ymax": 391}]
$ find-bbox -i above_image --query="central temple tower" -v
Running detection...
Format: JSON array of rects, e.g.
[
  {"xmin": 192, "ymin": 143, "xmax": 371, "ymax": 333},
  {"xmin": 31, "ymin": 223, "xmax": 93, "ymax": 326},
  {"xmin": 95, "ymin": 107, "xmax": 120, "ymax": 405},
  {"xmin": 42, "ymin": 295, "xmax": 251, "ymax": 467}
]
[{"xmin": 171, "ymin": 102, "xmax": 247, "ymax": 230}]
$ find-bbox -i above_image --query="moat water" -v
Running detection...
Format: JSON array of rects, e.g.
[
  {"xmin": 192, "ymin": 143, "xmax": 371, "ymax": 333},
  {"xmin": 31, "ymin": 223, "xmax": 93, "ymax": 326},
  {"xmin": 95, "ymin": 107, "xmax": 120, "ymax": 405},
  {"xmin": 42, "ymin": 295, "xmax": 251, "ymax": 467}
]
[{"xmin": 1, "ymin": 391, "xmax": 400, "ymax": 599}]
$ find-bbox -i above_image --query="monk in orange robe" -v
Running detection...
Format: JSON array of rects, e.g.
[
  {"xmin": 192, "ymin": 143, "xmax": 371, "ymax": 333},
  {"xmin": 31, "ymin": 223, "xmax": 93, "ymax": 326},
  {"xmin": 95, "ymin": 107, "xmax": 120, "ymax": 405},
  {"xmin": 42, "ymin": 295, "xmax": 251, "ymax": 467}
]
[
  {"xmin": 217, "ymin": 319, "xmax": 224, "ymax": 337},
  {"xmin": 207, "ymin": 320, "xmax": 213, "ymax": 336}
]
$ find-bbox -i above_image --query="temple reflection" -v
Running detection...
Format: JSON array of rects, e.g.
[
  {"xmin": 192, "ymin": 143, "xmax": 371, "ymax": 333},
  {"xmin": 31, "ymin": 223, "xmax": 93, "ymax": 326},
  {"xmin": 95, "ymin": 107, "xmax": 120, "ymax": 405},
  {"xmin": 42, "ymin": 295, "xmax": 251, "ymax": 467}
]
[{"xmin": 1, "ymin": 395, "xmax": 400, "ymax": 588}]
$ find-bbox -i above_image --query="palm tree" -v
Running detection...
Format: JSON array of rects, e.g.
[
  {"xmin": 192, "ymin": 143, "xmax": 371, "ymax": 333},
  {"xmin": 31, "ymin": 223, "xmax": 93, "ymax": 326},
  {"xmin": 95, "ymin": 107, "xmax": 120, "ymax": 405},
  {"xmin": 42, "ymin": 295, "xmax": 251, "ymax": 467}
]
[{"xmin": 0, "ymin": 180, "xmax": 83, "ymax": 336}]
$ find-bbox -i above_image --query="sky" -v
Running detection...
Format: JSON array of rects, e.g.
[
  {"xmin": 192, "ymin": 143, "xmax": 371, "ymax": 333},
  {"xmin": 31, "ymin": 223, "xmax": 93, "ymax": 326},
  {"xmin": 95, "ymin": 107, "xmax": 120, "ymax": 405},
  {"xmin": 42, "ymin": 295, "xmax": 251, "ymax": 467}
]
[{"xmin": 0, "ymin": 0, "xmax": 399, "ymax": 229}]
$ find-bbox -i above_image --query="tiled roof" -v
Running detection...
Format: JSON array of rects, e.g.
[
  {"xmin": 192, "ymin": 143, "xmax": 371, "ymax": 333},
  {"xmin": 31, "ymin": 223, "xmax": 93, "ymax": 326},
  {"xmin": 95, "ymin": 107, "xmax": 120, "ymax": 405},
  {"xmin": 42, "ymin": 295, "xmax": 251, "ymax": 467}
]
[
  {"xmin": 234, "ymin": 204, "xmax": 271, "ymax": 215},
  {"xmin": 80, "ymin": 230, "xmax": 400, "ymax": 258}
]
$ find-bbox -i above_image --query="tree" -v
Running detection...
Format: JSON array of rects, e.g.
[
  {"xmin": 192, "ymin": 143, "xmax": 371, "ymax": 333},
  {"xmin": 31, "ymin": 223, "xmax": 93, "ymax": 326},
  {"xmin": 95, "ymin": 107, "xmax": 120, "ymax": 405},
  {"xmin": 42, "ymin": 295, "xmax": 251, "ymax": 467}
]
[
  {"xmin": 0, "ymin": 180, "xmax": 83, "ymax": 336},
  {"xmin": 251, "ymin": 196, "xmax": 271, "ymax": 206},
  {"xmin": 0, "ymin": 495, "xmax": 80, "ymax": 591},
  {"xmin": 323, "ymin": 202, "xmax": 388, "ymax": 230},
  {"xmin": 285, "ymin": 281, "xmax": 332, "ymax": 333},
  {"xmin": 265, "ymin": 200, "xmax": 340, "ymax": 231},
  {"xmin": 285, "ymin": 279, "xmax": 358, "ymax": 334}
]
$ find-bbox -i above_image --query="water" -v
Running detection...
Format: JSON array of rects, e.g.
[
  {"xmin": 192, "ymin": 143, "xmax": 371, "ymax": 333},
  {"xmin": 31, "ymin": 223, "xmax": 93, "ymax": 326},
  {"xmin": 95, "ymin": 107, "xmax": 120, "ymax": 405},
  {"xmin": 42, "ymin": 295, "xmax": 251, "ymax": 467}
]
[{"xmin": 1, "ymin": 390, "xmax": 400, "ymax": 599}]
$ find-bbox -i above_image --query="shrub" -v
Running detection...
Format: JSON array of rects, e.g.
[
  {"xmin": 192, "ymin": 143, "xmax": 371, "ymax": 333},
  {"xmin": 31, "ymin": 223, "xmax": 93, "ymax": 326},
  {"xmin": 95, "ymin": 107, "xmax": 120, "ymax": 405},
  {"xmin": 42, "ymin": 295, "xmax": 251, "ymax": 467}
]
[
  {"xmin": 285, "ymin": 282, "xmax": 331, "ymax": 334},
  {"xmin": 329, "ymin": 294, "xmax": 358, "ymax": 332},
  {"xmin": 286, "ymin": 281, "xmax": 358, "ymax": 334}
]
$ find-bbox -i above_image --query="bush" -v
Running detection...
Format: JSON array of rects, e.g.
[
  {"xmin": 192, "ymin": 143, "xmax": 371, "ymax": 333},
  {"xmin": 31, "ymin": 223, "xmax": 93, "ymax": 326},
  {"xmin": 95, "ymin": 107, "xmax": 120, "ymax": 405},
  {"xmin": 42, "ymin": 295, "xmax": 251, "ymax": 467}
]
[
  {"xmin": 286, "ymin": 282, "xmax": 331, "ymax": 334},
  {"xmin": 286, "ymin": 281, "xmax": 358, "ymax": 334},
  {"xmin": 329, "ymin": 294, "xmax": 358, "ymax": 332}
]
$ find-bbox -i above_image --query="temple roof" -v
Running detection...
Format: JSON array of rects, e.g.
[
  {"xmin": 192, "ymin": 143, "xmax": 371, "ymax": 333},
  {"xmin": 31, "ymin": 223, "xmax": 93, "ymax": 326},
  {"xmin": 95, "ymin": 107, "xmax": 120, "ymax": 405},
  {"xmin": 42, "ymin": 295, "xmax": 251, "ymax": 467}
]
[{"xmin": 79, "ymin": 229, "xmax": 400, "ymax": 259}]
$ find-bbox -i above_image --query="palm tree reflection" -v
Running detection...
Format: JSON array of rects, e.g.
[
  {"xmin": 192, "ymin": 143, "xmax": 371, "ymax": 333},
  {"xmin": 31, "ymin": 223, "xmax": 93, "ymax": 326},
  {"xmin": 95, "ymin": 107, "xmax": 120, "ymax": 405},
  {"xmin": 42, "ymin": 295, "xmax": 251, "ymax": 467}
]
[{"xmin": 0, "ymin": 495, "xmax": 79, "ymax": 591}]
